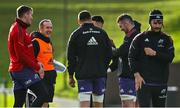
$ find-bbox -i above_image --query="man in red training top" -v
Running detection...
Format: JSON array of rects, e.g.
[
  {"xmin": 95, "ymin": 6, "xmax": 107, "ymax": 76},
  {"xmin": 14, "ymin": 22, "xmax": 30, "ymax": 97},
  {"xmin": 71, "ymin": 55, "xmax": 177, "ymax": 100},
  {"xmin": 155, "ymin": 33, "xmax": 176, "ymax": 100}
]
[{"xmin": 8, "ymin": 5, "xmax": 48, "ymax": 107}]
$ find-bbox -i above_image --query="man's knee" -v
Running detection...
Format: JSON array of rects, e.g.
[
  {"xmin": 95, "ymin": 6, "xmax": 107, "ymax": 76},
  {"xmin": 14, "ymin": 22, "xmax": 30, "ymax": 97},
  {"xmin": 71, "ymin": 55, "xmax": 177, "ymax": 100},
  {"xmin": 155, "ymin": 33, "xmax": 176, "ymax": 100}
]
[
  {"xmin": 120, "ymin": 95, "xmax": 136, "ymax": 102},
  {"xmin": 29, "ymin": 81, "xmax": 49, "ymax": 105},
  {"xmin": 92, "ymin": 94, "xmax": 104, "ymax": 103},
  {"xmin": 121, "ymin": 100, "xmax": 136, "ymax": 107},
  {"xmin": 78, "ymin": 92, "xmax": 91, "ymax": 102}
]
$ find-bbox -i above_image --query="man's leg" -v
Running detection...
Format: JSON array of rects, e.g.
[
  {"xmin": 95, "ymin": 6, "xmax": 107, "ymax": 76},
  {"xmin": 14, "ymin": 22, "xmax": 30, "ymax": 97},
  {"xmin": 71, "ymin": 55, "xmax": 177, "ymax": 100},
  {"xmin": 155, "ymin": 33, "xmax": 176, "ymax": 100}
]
[
  {"xmin": 137, "ymin": 85, "xmax": 151, "ymax": 107},
  {"xmin": 121, "ymin": 100, "xmax": 135, "ymax": 107},
  {"xmin": 13, "ymin": 89, "xmax": 27, "ymax": 107},
  {"xmin": 10, "ymin": 71, "xmax": 27, "ymax": 107},
  {"xmin": 80, "ymin": 101, "xmax": 90, "ymax": 107},
  {"xmin": 152, "ymin": 85, "xmax": 167, "ymax": 107},
  {"xmin": 29, "ymin": 81, "xmax": 49, "ymax": 107},
  {"xmin": 42, "ymin": 71, "xmax": 57, "ymax": 107},
  {"xmin": 42, "ymin": 103, "xmax": 49, "ymax": 108},
  {"xmin": 41, "ymin": 83, "xmax": 56, "ymax": 107},
  {"xmin": 79, "ymin": 93, "xmax": 91, "ymax": 107},
  {"xmin": 78, "ymin": 79, "xmax": 93, "ymax": 107},
  {"xmin": 92, "ymin": 94, "xmax": 104, "ymax": 107},
  {"xmin": 11, "ymin": 68, "xmax": 48, "ymax": 107},
  {"xmin": 92, "ymin": 77, "xmax": 106, "ymax": 107},
  {"xmin": 119, "ymin": 78, "xmax": 136, "ymax": 107},
  {"xmin": 26, "ymin": 89, "xmax": 37, "ymax": 107},
  {"xmin": 18, "ymin": 68, "xmax": 49, "ymax": 107},
  {"xmin": 135, "ymin": 99, "xmax": 139, "ymax": 108}
]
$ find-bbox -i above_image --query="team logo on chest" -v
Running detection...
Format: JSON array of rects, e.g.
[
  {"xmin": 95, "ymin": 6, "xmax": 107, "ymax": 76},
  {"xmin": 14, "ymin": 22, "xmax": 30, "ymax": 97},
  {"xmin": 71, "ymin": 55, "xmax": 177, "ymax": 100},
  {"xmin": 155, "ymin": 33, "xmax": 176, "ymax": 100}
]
[
  {"xmin": 158, "ymin": 39, "xmax": 164, "ymax": 44},
  {"xmin": 144, "ymin": 38, "xmax": 150, "ymax": 42},
  {"xmin": 158, "ymin": 39, "xmax": 165, "ymax": 48}
]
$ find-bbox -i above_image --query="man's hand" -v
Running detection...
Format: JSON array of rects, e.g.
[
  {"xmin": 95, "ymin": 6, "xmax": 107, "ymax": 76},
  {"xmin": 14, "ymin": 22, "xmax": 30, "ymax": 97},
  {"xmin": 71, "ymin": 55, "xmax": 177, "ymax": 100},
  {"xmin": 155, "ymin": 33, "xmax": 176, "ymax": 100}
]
[
  {"xmin": 134, "ymin": 72, "xmax": 145, "ymax": 91},
  {"xmin": 144, "ymin": 47, "xmax": 156, "ymax": 56},
  {"xmin": 69, "ymin": 75, "xmax": 75, "ymax": 88},
  {"xmin": 38, "ymin": 62, "xmax": 44, "ymax": 79}
]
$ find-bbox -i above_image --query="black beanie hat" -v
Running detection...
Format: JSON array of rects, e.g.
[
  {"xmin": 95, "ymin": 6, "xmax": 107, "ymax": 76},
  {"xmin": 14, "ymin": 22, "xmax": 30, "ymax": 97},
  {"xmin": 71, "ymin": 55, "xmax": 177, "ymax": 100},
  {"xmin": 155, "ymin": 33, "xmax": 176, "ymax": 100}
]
[{"xmin": 149, "ymin": 9, "xmax": 163, "ymax": 24}]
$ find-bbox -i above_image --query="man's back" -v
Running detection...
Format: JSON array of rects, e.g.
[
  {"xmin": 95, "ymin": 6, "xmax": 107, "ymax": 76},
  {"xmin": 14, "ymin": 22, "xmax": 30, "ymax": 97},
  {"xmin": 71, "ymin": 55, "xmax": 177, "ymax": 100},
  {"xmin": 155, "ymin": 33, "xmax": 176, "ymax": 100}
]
[{"xmin": 67, "ymin": 23, "xmax": 112, "ymax": 80}]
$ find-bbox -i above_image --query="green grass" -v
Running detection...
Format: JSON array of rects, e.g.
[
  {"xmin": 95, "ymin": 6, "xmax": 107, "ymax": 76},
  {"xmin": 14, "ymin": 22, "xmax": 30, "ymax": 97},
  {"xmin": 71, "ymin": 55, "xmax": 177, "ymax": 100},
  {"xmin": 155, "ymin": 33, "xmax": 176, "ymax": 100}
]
[
  {"xmin": 55, "ymin": 72, "xmax": 78, "ymax": 99},
  {"xmin": 0, "ymin": 0, "xmax": 180, "ymax": 105},
  {"xmin": 0, "ymin": 93, "xmax": 14, "ymax": 107},
  {"xmin": 0, "ymin": 93, "xmax": 62, "ymax": 107}
]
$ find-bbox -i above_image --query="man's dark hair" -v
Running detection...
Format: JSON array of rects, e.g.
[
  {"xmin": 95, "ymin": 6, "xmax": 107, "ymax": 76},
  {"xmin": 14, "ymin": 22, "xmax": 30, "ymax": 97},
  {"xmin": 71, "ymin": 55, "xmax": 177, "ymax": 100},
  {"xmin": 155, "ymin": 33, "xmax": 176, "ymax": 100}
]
[
  {"xmin": 16, "ymin": 5, "xmax": 33, "ymax": 18},
  {"xmin": 134, "ymin": 20, "xmax": 141, "ymax": 32},
  {"xmin": 78, "ymin": 10, "xmax": 91, "ymax": 21},
  {"xmin": 92, "ymin": 15, "xmax": 104, "ymax": 24},
  {"xmin": 117, "ymin": 13, "xmax": 133, "ymax": 23}
]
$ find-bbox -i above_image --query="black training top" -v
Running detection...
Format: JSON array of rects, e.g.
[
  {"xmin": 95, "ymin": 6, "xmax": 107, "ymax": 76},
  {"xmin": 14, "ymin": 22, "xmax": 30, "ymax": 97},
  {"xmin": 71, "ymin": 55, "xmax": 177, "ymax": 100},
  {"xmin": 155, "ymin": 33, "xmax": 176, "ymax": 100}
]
[
  {"xmin": 111, "ymin": 27, "xmax": 140, "ymax": 79},
  {"xmin": 129, "ymin": 30, "xmax": 175, "ymax": 84},
  {"xmin": 67, "ymin": 23, "xmax": 112, "ymax": 80}
]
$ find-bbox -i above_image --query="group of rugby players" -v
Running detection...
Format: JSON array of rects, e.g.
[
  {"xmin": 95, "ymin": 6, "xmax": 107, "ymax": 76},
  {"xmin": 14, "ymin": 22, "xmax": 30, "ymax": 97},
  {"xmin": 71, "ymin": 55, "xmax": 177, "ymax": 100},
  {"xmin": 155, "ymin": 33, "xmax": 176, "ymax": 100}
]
[{"xmin": 8, "ymin": 5, "xmax": 174, "ymax": 108}]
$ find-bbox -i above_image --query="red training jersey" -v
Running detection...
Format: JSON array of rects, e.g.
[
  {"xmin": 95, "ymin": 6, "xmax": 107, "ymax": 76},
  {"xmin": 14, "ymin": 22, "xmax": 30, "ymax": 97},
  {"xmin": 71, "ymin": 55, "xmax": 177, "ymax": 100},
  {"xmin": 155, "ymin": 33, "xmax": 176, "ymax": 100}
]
[{"xmin": 8, "ymin": 18, "xmax": 40, "ymax": 72}]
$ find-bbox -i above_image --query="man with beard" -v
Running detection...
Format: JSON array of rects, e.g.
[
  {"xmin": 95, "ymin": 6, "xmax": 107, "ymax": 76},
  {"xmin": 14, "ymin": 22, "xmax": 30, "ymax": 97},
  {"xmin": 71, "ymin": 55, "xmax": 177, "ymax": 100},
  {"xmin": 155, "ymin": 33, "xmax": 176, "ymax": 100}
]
[
  {"xmin": 109, "ymin": 14, "xmax": 141, "ymax": 107},
  {"xmin": 128, "ymin": 9, "xmax": 175, "ymax": 107}
]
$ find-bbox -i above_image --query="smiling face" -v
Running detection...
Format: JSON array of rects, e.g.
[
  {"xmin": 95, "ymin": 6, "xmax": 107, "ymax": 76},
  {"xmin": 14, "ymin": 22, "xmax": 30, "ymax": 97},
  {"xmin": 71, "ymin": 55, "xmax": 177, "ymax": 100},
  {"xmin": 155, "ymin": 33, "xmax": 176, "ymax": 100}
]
[
  {"xmin": 150, "ymin": 19, "xmax": 163, "ymax": 32},
  {"xmin": 39, "ymin": 21, "xmax": 53, "ymax": 37}
]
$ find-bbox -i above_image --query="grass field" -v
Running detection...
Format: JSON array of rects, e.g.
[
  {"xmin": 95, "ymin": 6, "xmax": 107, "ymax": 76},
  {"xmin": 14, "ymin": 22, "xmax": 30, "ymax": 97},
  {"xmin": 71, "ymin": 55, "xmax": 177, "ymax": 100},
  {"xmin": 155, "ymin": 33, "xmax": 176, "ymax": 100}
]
[
  {"xmin": 0, "ymin": 93, "xmax": 58, "ymax": 107},
  {"xmin": 0, "ymin": 0, "xmax": 180, "ymax": 106},
  {"xmin": 0, "ymin": 93, "xmax": 13, "ymax": 107}
]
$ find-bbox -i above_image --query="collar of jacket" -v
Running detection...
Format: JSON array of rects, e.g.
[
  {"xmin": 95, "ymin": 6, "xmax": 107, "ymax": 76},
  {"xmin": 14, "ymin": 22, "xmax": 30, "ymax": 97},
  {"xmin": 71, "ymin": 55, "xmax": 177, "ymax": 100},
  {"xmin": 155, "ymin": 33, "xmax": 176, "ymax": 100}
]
[
  {"xmin": 147, "ymin": 30, "xmax": 161, "ymax": 36},
  {"xmin": 126, "ymin": 27, "xmax": 137, "ymax": 37},
  {"xmin": 16, "ymin": 18, "xmax": 30, "ymax": 29},
  {"xmin": 82, "ymin": 23, "xmax": 94, "ymax": 27},
  {"xmin": 33, "ymin": 32, "xmax": 51, "ymax": 43}
]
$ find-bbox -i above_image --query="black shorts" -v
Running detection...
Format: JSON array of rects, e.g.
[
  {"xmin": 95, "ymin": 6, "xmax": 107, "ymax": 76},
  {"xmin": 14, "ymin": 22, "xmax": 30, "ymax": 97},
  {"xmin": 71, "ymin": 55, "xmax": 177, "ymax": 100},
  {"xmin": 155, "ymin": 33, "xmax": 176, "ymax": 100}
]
[
  {"xmin": 137, "ymin": 84, "xmax": 167, "ymax": 107},
  {"xmin": 42, "ymin": 70, "xmax": 57, "ymax": 102}
]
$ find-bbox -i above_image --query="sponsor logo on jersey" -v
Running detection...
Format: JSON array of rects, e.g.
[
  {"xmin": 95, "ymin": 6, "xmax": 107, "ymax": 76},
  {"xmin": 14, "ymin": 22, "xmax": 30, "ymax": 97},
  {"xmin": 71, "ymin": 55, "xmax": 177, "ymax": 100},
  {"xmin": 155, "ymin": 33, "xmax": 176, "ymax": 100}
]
[{"xmin": 87, "ymin": 36, "xmax": 98, "ymax": 45}]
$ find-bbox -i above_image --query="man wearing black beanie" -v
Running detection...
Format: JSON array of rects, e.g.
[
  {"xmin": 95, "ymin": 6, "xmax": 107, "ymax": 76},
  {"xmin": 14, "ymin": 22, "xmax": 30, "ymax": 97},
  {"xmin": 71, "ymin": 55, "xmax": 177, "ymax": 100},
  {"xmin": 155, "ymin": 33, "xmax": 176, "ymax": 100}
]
[{"xmin": 128, "ymin": 9, "xmax": 175, "ymax": 107}]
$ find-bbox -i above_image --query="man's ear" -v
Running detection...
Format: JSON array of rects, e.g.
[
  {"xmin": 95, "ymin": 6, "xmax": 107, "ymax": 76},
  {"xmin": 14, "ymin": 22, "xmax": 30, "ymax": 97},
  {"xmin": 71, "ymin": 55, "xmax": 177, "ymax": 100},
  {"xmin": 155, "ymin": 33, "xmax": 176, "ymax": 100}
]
[
  {"xmin": 22, "ymin": 13, "xmax": 27, "ymax": 19},
  {"xmin": 77, "ymin": 19, "xmax": 82, "ymax": 25},
  {"xmin": 38, "ymin": 26, "xmax": 43, "ymax": 33}
]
